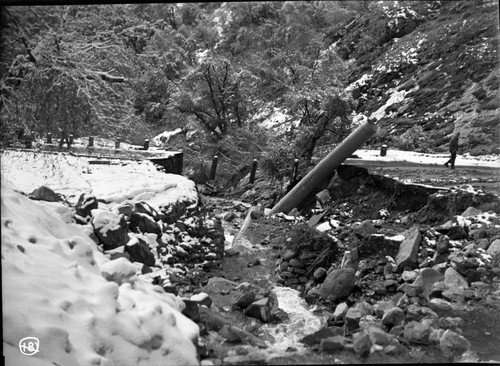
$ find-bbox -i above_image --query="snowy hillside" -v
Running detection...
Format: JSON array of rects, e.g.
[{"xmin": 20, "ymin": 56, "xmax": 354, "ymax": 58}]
[{"xmin": 1, "ymin": 151, "xmax": 201, "ymax": 366}]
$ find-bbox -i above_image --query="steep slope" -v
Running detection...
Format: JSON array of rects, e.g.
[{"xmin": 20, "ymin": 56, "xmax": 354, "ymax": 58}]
[{"xmin": 335, "ymin": 0, "xmax": 499, "ymax": 155}]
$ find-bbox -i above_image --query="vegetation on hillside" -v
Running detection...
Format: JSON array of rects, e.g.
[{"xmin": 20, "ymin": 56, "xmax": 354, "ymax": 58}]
[{"xmin": 1, "ymin": 1, "xmax": 498, "ymax": 185}]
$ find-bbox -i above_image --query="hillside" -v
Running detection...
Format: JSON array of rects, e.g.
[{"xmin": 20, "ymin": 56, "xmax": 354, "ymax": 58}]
[{"xmin": 334, "ymin": 0, "xmax": 499, "ymax": 155}]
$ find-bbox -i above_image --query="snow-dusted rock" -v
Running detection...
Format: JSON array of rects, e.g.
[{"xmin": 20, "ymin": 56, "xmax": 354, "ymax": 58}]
[{"xmin": 91, "ymin": 209, "xmax": 130, "ymax": 250}]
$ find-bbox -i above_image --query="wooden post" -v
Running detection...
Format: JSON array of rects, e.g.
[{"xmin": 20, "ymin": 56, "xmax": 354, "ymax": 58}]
[
  {"xmin": 292, "ymin": 158, "xmax": 299, "ymax": 183},
  {"xmin": 69, "ymin": 134, "xmax": 74, "ymax": 144},
  {"xmin": 88, "ymin": 136, "xmax": 94, "ymax": 148},
  {"xmin": 210, "ymin": 155, "xmax": 218, "ymax": 180},
  {"xmin": 249, "ymin": 159, "xmax": 258, "ymax": 184},
  {"xmin": 144, "ymin": 139, "xmax": 150, "ymax": 150},
  {"xmin": 47, "ymin": 132, "xmax": 52, "ymax": 144},
  {"xmin": 115, "ymin": 137, "xmax": 120, "ymax": 149}
]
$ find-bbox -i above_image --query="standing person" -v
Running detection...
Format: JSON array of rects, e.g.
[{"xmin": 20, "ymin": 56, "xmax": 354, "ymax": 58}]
[{"xmin": 444, "ymin": 131, "xmax": 460, "ymax": 169}]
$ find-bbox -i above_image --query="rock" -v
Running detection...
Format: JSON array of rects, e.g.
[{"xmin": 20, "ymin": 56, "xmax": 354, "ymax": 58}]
[
  {"xmin": 402, "ymin": 270, "xmax": 419, "ymax": 282},
  {"xmin": 218, "ymin": 325, "xmax": 243, "ymax": 342},
  {"xmin": 368, "ymin": 328, "xmax": 390, "ymax": 346},
  {"xmin": 75, "ymin": 193, "xmax": 98, "ymax": 224},
  {"xmin": 354, "ymin": 220, "xmax": 376, "ymax": 238},
  {"xmin": 245, "ymin": 297, "xmax": 272, "ymax": 322},
  {"xmin": 439, "ymin": 329, "xmax": 471, "ymax": 358},
  {"xmin": 319, "ymin": 335, "xmax": 347, "ymax": 353},
  {"xmin": 124, "ymin": 237, "xmax": 155, "ymax": 266},
  {"xmin": 345, "ymin": 307, "xmax": 363, "ymax": 333},
  {"xmin": 181, "ymin": 299, "xmax": 200, "ymax": 322},
  {"xmin": 91, "ymin": 209, "xmax": 130, "ymax": 250},
  {"xmin": 225, "ymin": 247, "xmax": 240, "ymax": 257},
  {"xmin": 413, "ymin": 268, "xmax": 444, "ymax": 298},
  {"xmin": 190, "ymin": 292, "xmax": 212, "ymax": 308},
  {"xmin": 289, "ymin": 259, "xmax": 304, "ymax": 268},
  {"xmin": 316, "ymin": 189, "xmax": 331, "ymax": 205},
  {"xmin": 100, "ymin": 257, "xmax": 138, "ymax": 285},
  {"xmin": 444, "ymin": 267, "xmax": 469, "ymax": 289},
  {"xmin": 395, "ymin": 226, "xmax": 421, "ymax": 272},
  {"xmin": 352, "ymin": 333, "xmax": 372, "ymax": 358},
  {"xmin": 404, "ymin": 321, "xmax": 431, "ymax": 344},
  {"xmin": 313, "ymin": 267, "xmax": 327, "ymax": 281},
  {"xmin": 129, "ymin": 212, "xmax": 160, "ymax": 235},
  {"xmin": 199, "ymin": 307, "xmax": 228, "ymax": 331},
  {"xmin": 461, "ymin": 207, "xmax": 482, "ymax": 217},
  {"xmin": 134, "ymin": 201, "xmax": 160, "ymax": 221},
  {"xmin": 223, "ymin": 211, "xmax": 236, "ymax": 222},
  {"xmin": 320, "ymin": 268, "xmax": 356, "ymax": 301},
  {"xmin": 487, "ymin": 239, "xmax": 500, "ymax": 256},
  {"xmin": 381, "ymin": 307, "xmax": 405, "ymax": 328},
  {"xmin": 28, "ymin": 185, "xmax": 63, "ymax": 202},
  {"xmin": 234, "ymin": 292, "xmax": 256, "ymax": 309},
  {"xmin": 436, "ymin": 235, "xmax": 450, "ymax": 254},
  {"xmin": 333, "ymin": 302, "xmax": 349, "ymax": 322},
  {"xmin": 301, "ymin": 327, "xmax": 344, "ymax": 347},
  {"xmin": 374, "ymin": 300, "xmax": 395, "ymax": 318},
  {"xmin": 116, "ymin": 202, "xmax": 134, "ymax": 217},
  {"xmin": 477, "ymin": 238, "xmax": 490, "ymax": 250},
  {"xmin": 397, "ymin": 283, "xmax": 424, "ymax": 297}
]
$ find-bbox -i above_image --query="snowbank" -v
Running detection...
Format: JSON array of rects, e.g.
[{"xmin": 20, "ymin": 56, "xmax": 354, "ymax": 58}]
[
  {"xmin": 0, "ymin": 150, "xmax": 198, "ymax": 209},
  {"xmin": 1, "ymin": 181, "xmax": 199, "ymax": 366}
]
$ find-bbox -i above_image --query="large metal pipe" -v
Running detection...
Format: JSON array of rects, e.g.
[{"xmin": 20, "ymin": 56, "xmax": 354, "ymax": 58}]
[{"xmin": 269, "ymin": 119, "xmax": 377, "ymax": 215}]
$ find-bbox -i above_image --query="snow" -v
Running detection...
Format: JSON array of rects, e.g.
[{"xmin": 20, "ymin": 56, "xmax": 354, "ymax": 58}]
[
  {"xmin": 348, "ymin": 149, "xmax": 500, "ymax": 168},
  {"xmin": 1, "ymin": 181, "xmax": 199, "ymax": 366},
  {"xmin": 1, "ymin": 150, "xmax": 198, "ymax": 208},
  {"xmin": 1, "ymin": 150, "xmax": 201, "ymax": 365}
]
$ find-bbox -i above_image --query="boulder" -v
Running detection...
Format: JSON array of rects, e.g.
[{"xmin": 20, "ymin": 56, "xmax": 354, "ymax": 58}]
[
  {"xmin": 134, "ymin": 201, "xmax": 160, "ymax": 221},
  {"xmin": 313, "ymin": 267, "xmax": 327, "ymax": 281},
  {"xmin": 190, "ymin": 292, "xmax": 213, "ymax": 308},
  {"xmin": 436, "ymin": 235, "xmax": 450, "ymax": 254},
  {"xmin": 244, "ymin": 297, "xmax": 272, "ymax": 322},
  {"xmin": 444, "ymin": 267, "xmax": 469, "ymax": 289},
  {"xmin": 404, "ymin": 321, "xmax": 431, "ymax": 344},
  {"xmin": 301, "ymin": 327, "xmax": 344, "ymax": 347},
  {"xmin": 124, "ymin": 237, "xmax": 155, "ymax": 266},
  {"xmin": 91, "ymin": 209, "xmax": 130, "ymax": 250},
  {"xmin": 374, "ymin": 300, "xmax": 395, "ymax": 318},
  {"xmin": 439, "ymin": 329, "xmax": 471, "ymax": 358},
  {"xmin": 319, "ymin": 335, "xmax": 347, "ymax": 353},
  {"xmin": 352, "ymin": 333, "xmax": 372, "ymax": 358},
  {"xmin": 395, "ymin": 226, "xmax": 421, "ymax": 271},
  {"xmin": 28, "ymin": 186, "xmax": 63, "ymax": 202},
  {"xmin": 487, "ymin": 239, "xmax": 500, "ymax": 256},
  {"xmin": 129, "ymin": 212, "xmax": 161, "ymax": 235},
  {"xmin": 234, "ymin": 292, "xmax": 256, "ymax": 309},
  {"xmin": 397, "ymin": 283, "xmax": 424, "ymax": 297},
  {"xmin": 461, "ymin": 207, "xmax": 482, "ymax": 217},
  {"xmin": 345, "ymin": 307, "xmax": 363, "ymax": 333},
  {"xmin": 354, "ymin": 220, "xmax": 376, "ymax": 238},
  {"xmin": 381, "ymin": 307, "xmax": 405, "ymax": 328},
  {"xmin": 320, "ymin": 268, "xmax": 356, "ymax": 301},
  {"xmin": 413, "ymin": 268, "xmax": 445, "ymax": 298},
  {"xmin": 74, "ymin": 193, "xmax": 98, "ymax": 224},
  {"xmin": 367, "ymin": 328, "xmax": 391, "ymax": 346},
  {"xmin": 332, "ymin": 302, "xmax": 349, "ymax": 322}
]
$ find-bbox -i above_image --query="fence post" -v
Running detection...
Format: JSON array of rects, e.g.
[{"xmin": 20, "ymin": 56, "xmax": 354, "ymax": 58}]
[
  {"xmin": 144, "ymin": 139, "xmax": 150, "ymax": 150},
  {"xmin": 115, "ymin": 137, "xmax": 121, "ymax": 149},
  {"xmin": 292, "ymin": 158, "xmax": 299, "ymax": 183},
  {"xmin": 47, "ymin": 132, "xmax": 52, "ymax": 144},
  {"xmin": 88, "ymin": 136, "xmax": 94, "ymax": 148},
  {"xmin": 69, "ymin": 134, "xmax": 74, "ymax": 145},
  {"xmin": 210, "ymin": 155, "xmax": 218, "ymax": 180},
  {"xmin": 249, "ymin": 159, "xmax": 258, "ymax": 184}
]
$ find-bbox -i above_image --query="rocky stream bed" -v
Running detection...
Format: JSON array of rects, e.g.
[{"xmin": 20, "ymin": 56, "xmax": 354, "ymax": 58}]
[{"xmin": 20, "ymin": 160, "xmax": 500, "ymax": 365}]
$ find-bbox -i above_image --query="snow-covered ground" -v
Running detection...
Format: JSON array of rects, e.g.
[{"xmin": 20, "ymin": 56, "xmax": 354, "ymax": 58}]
[
  {"xmin": 351, "ymin": 148, "xmax": 500, "ymax": 168},
  {"xmin": 1, "ymin": 150, "xmax": 200, "ymax": 366}
]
